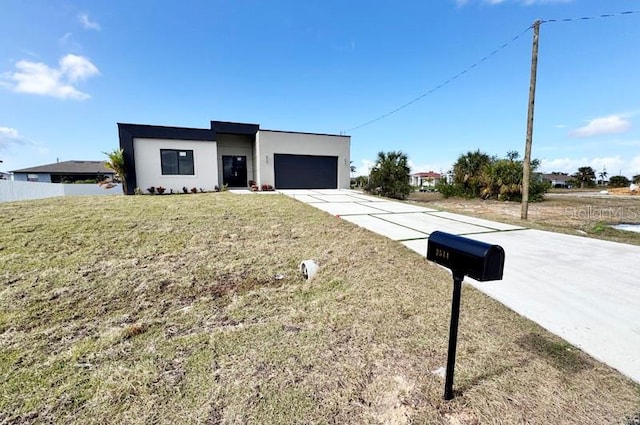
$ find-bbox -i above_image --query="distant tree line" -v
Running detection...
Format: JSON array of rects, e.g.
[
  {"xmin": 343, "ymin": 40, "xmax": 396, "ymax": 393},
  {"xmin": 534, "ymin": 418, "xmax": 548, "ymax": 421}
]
[
  {"xmin": 359, "ymin": 149, "xmax": 639, "ymax": 202},
  {"xmin": 566, "ymin": 166, "xmax": 637, "ymax": 189}
]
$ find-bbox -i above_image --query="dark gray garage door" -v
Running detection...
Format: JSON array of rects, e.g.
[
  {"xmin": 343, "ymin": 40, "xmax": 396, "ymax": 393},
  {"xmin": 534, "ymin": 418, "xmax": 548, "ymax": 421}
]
[{"xmin": 274, "ymin": 154, "xmax": 338, "ymax": 189}]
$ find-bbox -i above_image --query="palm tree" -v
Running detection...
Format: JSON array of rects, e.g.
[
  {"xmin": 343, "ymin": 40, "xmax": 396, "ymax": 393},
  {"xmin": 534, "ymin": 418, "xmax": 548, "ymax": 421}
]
[
  {"xmin": 598, "ymin": 167, "xmax": 608, "ymax": 186},
  {"xmin": 452, "ymin": 150, "xmax": 492, "ymax": 196},
  {"xmin": 366, "ymin": 151, "xmax": 412, "ymax": 200},
  {"xmin": 572, "ymin": 166, "xmax": 596, "ymax": 189},
  {"xmin": 104, "ymin": 148, "xmax": 127, "ymax": 194}
]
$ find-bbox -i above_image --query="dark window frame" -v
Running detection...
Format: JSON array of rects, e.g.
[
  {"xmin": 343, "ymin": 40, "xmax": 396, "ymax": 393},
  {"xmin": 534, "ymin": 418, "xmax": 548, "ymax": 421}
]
[{"xmin": 160, "ymin": 149, "xmax": 195, "ymax": 175}]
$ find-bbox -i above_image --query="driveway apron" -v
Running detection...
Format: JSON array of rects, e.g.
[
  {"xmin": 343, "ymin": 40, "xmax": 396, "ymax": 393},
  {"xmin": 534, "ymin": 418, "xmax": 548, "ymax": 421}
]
[{"xmin": 280, "ymin": 189, "xmax": 640, "ymax": 384}]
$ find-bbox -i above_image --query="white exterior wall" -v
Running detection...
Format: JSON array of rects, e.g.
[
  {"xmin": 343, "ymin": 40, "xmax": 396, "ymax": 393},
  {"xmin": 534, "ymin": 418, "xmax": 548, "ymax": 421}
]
[
  {"xmin": 133, "ymin": 138, "xmax": 218, "ymax": 193},
  {"xmin": 256, "ymin": 130, "xmax": 350, "ymax": 189}
]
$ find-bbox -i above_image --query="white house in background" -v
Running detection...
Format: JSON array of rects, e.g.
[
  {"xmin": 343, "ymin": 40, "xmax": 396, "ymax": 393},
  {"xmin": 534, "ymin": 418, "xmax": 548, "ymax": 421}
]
[
  {"xmin": 410, "ymin": 171, "xmax": 442, "ymax": 190},
  {"xmin": 542, "ymin": 173, "xmax": 573, "ymax": 189},
  {"xmin": 118, "ymin": 120, "xmax": 351, "ymax": 194}
]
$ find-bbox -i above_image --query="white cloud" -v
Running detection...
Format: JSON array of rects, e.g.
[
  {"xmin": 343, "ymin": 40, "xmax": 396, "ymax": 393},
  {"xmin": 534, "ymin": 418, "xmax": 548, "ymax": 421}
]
[
  {"xmin": 3, "ymin": 54, "xmax": 99, "ymax": 100},
  {"xmin": 630, "ymin": 156, "xmax": 640, "ymax": 175},
  {"xmin": 540, "ymin": 155, "xmax": 640, "ymax": 177},
  {"xmin": 570, "ymin": 115, "xmax": 632, "ymax": 138},
  {"xmin": 0, "ymin": 126, "xmax": 28, "ymax": 151},
  {"xmin": 78, "ymin": 13, "xmax": 101, "ymax": 31},
  {"xmin": 408, "ymin": 160, "xmax": 450, "ymax": 174},
  {"xmin": 60, "ymin": 55, "xmax": 99, "ymax": 82}
]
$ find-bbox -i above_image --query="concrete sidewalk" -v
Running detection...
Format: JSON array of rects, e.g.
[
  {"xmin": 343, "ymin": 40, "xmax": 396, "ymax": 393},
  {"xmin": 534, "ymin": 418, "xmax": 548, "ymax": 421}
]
[{"xmin": 280, "ymin": 189, "xmax": 640, "ymax": 383}]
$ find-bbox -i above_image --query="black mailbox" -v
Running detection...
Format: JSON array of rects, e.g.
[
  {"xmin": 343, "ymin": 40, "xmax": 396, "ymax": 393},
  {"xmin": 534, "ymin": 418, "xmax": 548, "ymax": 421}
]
[
  {"xmin": 427, "ymin": 231, "xmax": 505, "ymax": 281},
  {"xmin": 426, "ymin": 231, "xmax": 505, "ymax": 400}
]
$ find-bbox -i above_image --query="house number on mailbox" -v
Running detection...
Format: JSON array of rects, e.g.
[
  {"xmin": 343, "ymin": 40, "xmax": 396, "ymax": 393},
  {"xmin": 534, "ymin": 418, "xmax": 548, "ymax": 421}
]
[{"xmin": 435, "ymin": 248, "xmax": 450, "ymax": 260}]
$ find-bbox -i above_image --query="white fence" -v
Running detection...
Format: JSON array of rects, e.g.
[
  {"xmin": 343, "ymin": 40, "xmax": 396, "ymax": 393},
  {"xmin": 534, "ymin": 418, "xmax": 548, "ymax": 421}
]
[{"xmin": 0, "ymin": 180, "xmax": 123, "ymax": 203}]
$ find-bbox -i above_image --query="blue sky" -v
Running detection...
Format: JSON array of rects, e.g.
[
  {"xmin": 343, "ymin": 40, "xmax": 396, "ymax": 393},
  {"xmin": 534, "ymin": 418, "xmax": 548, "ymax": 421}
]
[{"xmin": 1, "ymin": 0, "xmax": 639, "ymax": 179}]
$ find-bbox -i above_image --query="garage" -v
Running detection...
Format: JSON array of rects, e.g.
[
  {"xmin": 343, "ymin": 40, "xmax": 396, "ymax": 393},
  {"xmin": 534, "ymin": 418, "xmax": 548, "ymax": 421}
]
[{"xmin": 274, "ymin": 154, "xmax": 338, "ymax": 189}]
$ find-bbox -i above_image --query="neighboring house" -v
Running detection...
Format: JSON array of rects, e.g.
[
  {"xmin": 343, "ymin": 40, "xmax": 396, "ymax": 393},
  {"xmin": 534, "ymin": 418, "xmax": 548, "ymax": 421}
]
[
  {"xmin": 118, "ymin": 120, "xmax": 351, "ymax": 194},
  {"xmin": 542, "ymin": 173, "xmax": 573, "ymax": 189},
  {"xmin": 0, "ymin": 171, "xmax": 10, "ymax": 180},
  {"xmin": 11, "ymin": 161, "xmax": 115, "ymax": 183},
  {"xmin": 410, "ymin": 171, "xmax": 442, "ymax": 189}
]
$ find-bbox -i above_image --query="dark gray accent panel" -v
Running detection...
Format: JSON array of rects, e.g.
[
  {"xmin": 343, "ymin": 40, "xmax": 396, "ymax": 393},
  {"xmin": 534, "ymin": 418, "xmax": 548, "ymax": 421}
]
[{"xmin": 211, "ymin": 121, "xmax": 259, "ymax": 135}]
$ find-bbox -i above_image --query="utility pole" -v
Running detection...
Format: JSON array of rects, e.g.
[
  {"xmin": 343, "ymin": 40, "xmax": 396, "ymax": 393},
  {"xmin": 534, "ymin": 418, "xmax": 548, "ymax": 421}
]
[{"xmin": 521, "ymin": 20, "xmax": 541, "ymax": 220}]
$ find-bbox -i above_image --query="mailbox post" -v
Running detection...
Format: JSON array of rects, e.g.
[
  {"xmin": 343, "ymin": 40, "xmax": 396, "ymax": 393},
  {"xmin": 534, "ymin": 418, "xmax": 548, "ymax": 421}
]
[{"xmin": 427, "ymin": 231, "xmax": 505, "ymax": 400}]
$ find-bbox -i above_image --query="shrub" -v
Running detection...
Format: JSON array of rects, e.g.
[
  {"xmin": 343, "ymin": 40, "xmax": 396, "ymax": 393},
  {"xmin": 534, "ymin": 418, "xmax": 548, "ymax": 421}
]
[
  {"xmin": 147, "ymin": 186, "xmax": 156, "ymax": 195},
  {"xmin": 365, "ymin": 151, "xmax": 412, "ymax": 200},
  {"xmin": 608, "ymin": 175, "xmax": 630, "ymax": 188},
  {"xmin": 436, "ymin": 182, "xmax": 467, "ymax": 199},
  {"xmin": 261, "ymin": 184, "xmax": 274, "ymax": 191},
  {"xmin": 156, "ymin": 186, "xmax": 166, "ymax": 194},
  {"xmin": 182, "ymin": 186, "xmax": 189, "ymax": 194},
  {"xmin": 446, "ymin": 150, "xmax": 547, "ymax": 202},
  {"xmin": 191, "ymin": 187, "xmax": 198, "ymax": 194}
]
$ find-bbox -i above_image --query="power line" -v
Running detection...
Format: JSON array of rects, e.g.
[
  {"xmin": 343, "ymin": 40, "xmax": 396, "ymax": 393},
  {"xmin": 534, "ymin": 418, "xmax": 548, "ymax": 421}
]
[
  {"xmin": 341, "ymin": 9, "xmax": 640, "ymax": 135},
  {"xmin": 541, "ymin": 10, "xmax": 640, "ymax": 24},
  {"xmin": 341, "ymin": 26, "xmax": 533, "ymax": 134}
]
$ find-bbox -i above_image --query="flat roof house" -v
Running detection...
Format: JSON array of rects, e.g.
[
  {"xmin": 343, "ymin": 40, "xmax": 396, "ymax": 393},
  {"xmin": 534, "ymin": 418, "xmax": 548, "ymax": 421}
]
[
  {"xmin": 10, "ymin": 160, "xmax": 115, "ymax": 183},
  {"xmin": 118, "ymin": 120, "xmax": 351, "ymax": 194}
]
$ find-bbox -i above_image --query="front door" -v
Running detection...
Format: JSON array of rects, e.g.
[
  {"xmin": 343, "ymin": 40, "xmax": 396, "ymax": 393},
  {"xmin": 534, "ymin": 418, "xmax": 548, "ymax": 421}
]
[{"xmin": 222, "ymin": 156, "xmax": 247, "ymax": 187}]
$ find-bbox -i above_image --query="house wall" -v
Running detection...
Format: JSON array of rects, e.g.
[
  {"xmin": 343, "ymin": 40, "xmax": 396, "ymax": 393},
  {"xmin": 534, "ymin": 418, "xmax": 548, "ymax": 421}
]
[
  {"xmin": 256, "ymin": 130, "xmax": 350, "ymax": 188},
  {"xmin": 215, "ymin": 134, "xmax": 255, "ymax": 187},
  {"xmin": 133, "ymin": 138, "xmax": 218, "ymax": 192},
  {"xmin": 12, "ymin": 172, "xmax": 52, "ymax": 183}
]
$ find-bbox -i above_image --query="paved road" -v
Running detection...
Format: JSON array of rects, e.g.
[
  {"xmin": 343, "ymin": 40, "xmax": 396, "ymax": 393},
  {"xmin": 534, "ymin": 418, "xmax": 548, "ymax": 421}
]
[{"xmin": 280, "ymin": 189, "xmax": 640, "ymax": 383}]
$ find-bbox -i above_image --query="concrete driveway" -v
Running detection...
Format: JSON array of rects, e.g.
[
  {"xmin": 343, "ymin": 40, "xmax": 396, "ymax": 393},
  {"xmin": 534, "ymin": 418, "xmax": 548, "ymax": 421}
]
[{"xmin": 280, "ymin": 189, "xmax": 640, "ymax": 383}]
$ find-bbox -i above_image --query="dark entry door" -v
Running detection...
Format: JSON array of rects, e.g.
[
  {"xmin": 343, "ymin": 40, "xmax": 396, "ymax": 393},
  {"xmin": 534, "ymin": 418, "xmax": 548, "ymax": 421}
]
[
  {"xmin": 274, "ymin": 154, "xmax": 338, "ymax": 189},
  {"xmin": 222, "ymin": 156, "xmax": 247, "ymax": 187}
]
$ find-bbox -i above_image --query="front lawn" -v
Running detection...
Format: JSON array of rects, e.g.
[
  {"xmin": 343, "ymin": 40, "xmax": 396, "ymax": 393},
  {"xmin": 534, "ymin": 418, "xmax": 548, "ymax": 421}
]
[{"xmin": 1, "ymin": 194, "xmax": 638, "ymax": 424}]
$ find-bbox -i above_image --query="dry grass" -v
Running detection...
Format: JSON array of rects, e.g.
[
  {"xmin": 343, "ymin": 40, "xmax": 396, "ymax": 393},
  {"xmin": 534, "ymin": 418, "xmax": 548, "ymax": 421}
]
[
  {"xmin": 1, "ymin": 193, "xmax": 639, "ymax": 424},
  {"xmin": 409, "ymin": 191, "xmax": 640, "ymax": 246}
]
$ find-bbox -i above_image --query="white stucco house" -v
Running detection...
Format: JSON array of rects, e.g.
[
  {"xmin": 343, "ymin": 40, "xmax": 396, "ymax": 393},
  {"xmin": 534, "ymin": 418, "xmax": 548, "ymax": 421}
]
[
  {"xmin": 410, "ymin": 171, "xmax": 442, "ymax": 189},
  {"xmin": 118, "ymin": 120, "xmax": 351, "ymax": 194}
]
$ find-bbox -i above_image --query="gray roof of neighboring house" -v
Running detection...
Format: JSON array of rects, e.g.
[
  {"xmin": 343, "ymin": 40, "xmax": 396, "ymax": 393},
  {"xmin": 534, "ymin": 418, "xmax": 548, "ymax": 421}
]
[{"xmin": 10, "ymin": 160, "xmax": 115, "ymax": 174}]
